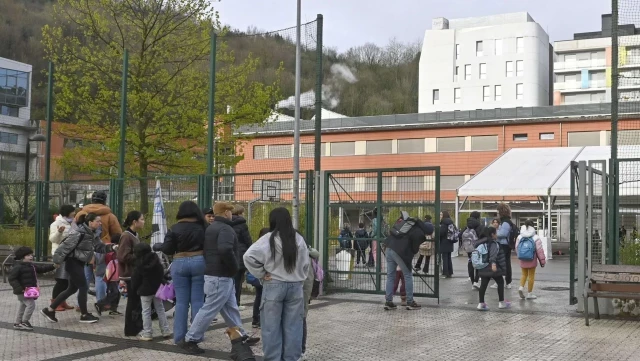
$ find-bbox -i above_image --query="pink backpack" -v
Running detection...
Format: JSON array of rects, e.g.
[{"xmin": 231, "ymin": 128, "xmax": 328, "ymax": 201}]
[{"xmin": 310, "ymin": 258, "xmax": 324, "ymax": 298}]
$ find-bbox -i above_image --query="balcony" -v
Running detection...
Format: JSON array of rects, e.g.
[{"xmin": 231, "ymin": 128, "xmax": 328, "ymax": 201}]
[
  {"xmin": 589, "ymin": 79, "xmax": 606, "ymax": 88},
  {"xmin": 554, "ymin": 59, "xmax": 606, "ymax": 71},
  {"xmin": 0, "ymin": 114, "xmax": 35, "ymax": 129},
  {"xmin": 555, "ymin": 79, "xmax": 606, "ymax": 91}
]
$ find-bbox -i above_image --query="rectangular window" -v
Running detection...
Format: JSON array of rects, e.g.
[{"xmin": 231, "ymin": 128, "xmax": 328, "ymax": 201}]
[
  {"xmin": 483, "ymin": 86, "xmax": 490, "ymax": 102},
  {"xmin": 300, "ymin": 143, "xmax": 314, "ymax": 158},
  {"xmin": 471, "ymin": 135, "xmax": 498, "ymax": 151},
  {"xmin": 476, "ymin": 41, "xmax": 483, "ymax": 57},
  {"xmin": 495, "ymin": 85, "xmax": 502, "ymax": 101},
  {"xmin": 398, "ymin": 139, "xmax": 425, "ymax": 154},
  {"xmin": 513, "ymin": 133, "xmax": 528, "ymax": 141},
  {"xmin": 329, "ymin": 177, "xmax": 355, "ymax": 193},
  {"xmin": 441, "ymin": 175, "xmax": 466, "ymax": 190},
  {"xmin": 397, "ymin": 176, "xmax": 425, "ymax": 192},
  {"xmin": 516, "ymin": 60, "xmax": 524, "ymax": 77},
  {"xmin": 516, "ymin": 83, "xmax": 524, "ymax": 100},
  {"xmin": 479, "ymin": 63, "xmax": 487, "ymax": 79},
  {"xmin": 433, "ymin": 89, "xmax": 440, "ymax": 104},
  {"xmin": 252, "ymin": 179, "xmax": 262, "ymax": 192},
  {"xmin": 0, "ymin": 105, "xmax": 19, "ymax": 117},
  {"xmin": 568, "ymin": 131, "xmax": 600, "ymax": 146},
  {"xmin": 321, "ymin": 143, "xmax": 327, "ymax": 157},
  {"xmin": 366, "ymin": 140, "xmax": 392, "ymax": 155},
  {"xmin": 330, "ymin": 142, "xmax": 355, "ymax": 156},
  {"xmin": 454, "ymin": 88, "xmax": 461, "ymax": 104},
  {"xmin": 539, "ymin": 133, "xmax": 555, "ymax": 140},
  {"xmin": 0, "ymin": 131, "xmax": 19, "ymax": 145},
  {"xmin": 0, "ymin": 159, "xmax": 18, "ymax": 172},
  {"xmin": 516, "ymin": 37, "xmax": 524, "ymax": 53},
  {"xmin": 465, "ymin": 64, "xmax": 471, "ymax": 80},
  {"xmin": 506, "ymin": 61, "xmax": 513, "ymax": 77},
  {"xmin": 268, "ymin": 144, "xmax": 292, "ymax": 159},
  {"xmin": 437, "ymin": 137, "xmax": 465, "ymax": 152},
  {"xmin": 0, "ymin": 68, "xmax": 29, "ymax": 107},
  {"xmin": 454, "ymin": 66, "xmax": 459, "ymax": 82},
  {"xmin": 495, "ymin": 39, "xmax": 503, "ymax": 55},
  {"xmin": 364, "ymin": 177, "xmax": 393, "ymax": 192},
  {"xmin": 455, "ymin": 44, "xmax": 460, "ymax": 59},
  {"xmin": 619, "ymin": 130, "xmax": 640, "ymax": 145}
]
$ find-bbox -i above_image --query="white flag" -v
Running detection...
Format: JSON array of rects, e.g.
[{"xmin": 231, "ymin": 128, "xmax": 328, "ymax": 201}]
[{"xmin": 151, "ymin": 179, "xmax": 167, "ymax": 246}]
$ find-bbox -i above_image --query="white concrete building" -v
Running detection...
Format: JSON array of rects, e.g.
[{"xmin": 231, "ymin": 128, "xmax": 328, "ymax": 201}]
[
  {"xmin": 0, "ymin": 57, "xmax": 38, "ymax": 182},
  {"xmin": 419, "ymin": 12, "xmax": 552, "ymax": 113}
]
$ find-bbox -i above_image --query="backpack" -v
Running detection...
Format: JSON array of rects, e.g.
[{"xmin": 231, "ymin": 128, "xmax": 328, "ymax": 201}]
[
  {"xmin": 517, "ymin": 236, "xmax": 536, "ymax": 261},
  {"xmin": 461, "ymin": 228, "xmax": 478, "ymax": 253},
  {"xmin": 507, "ymin": 221, "xmax": 519, "ymax": 250},
  {"xmin": 390, "ymin": 216, "xmax": 416, "ymax": 238},
  {"xmin": 104, "ymin": 258, "xmax": 119, "ymax": 282},
  {"xmin": 472, "ymin": 242, "xmax": 492, "ymax": 270},
  {"xmin": 310, "ymin": 258, "xmax": 324, "ymax": 298},
  {"xmin": 446, "ymin": 224, "xmax": 460, "ymax": 243}
]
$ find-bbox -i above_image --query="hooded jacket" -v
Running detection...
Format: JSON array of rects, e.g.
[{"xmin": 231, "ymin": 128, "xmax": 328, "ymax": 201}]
[
  {"xmin": 385, "ymin": 220, "xmax": 427, "ymax": 268},
  {"xmin": 131, "ymin": 252, "xmax": 166, "ymax": 296},
  {"xmin": 439, "ymin": 217, "xmax": 455, "ymax": 253},
  {"xmin": 49, "ymin": 215, "xmax": 74, "ymax": 255},
  {"xmin": 204, "ymin": 216, "xmax": 239, "ymax": 277},
  {"xmin": 244, "ymin": 231, "xmax": 310, "ymax": 283},
  {"xmin": 465, "ymin": 217, "xmax": 485, "ymax": 239},
  {"xmin": 116, "ymin": 230, "xmax": 140, "ymax": 279},
  {"xmin": 231, "ymin": 215, "xmax": 253, "ymax": 269},
  {"xmin": 476, "ymin": 236, "xmax": 506, "ymax": 278},
  {"xmin": 75, "ymin": 203, "xmax": 122, "ymax": 243},
  {"xmin": 515, "ymin": 226, "xmax": 547, "ymax": 269},
  {"xmin": 8, "ymin": 261, "xmax": 55, "ymax": 295},
  {"xmin": 53, "ymin": 223, "xmax": 114, "ymax": 265}
]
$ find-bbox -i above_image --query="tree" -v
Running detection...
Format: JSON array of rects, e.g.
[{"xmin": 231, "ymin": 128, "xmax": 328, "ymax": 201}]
[{"xmin": 42, "ymin": 0, "xmax": 280, "ymax": 213}]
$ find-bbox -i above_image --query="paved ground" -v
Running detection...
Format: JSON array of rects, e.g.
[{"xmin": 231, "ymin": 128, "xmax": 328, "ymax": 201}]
[{"xmin": 1, "ymin": 257, "xmax": 639, "ymax": 361}]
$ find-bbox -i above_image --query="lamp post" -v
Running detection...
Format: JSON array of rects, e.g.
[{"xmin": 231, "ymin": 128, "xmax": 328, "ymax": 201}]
[{"xmin": 23, "ymin": 134, "xmax": 47, "ymax": 221}]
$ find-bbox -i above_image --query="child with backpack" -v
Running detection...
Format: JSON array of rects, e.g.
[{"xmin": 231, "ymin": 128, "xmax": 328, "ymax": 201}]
[
  {"xmin": 354, "ymin": 223, "xmax": 369, "ymax": 266},
  {"xmin": 95, "ymin": 233, "xmax": 122, "ymax": 316},
  {"xmin": 473, "ymin": 227, "xmax": 511, "ymax": 311},
  {"xmin": 8, "ymin": 247, "xmax": 56, "ymax": 331},
  {"xmin": 515, "ymin": 220, "xmax": 546, "ymax": 300},
  {"xmin": 461, "ymin": 211, "xmax": 484, "ymax": 289}
]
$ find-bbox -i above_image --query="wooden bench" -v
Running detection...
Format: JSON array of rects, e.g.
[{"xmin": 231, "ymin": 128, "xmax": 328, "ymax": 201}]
[
  {"xmin": 2, "ymin": 245, "xmax": 55, "ymax": 283},
  {"xmin": 585, "ymin": 264, "xmax": 640, "ymax": 326}
]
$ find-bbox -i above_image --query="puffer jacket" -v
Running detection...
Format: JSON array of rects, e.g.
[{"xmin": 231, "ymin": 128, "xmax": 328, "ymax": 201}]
[
  {"xmin": 515, "ymin": 226, "xmax": 547, "ymax": 269},
  {"xmin": 476, "ymin": 236, "xmax": 506, "ymax": 278},
  {"xmin": 465, "ymin": 217, "xmax": 485, "ymax": 240},
  {"xmin": 75, "ymin": 203, "xmax": 122, "ymax": 243},
  {"xmin": 49, "ymin": 215, "xmax": 74, "ymax": 255},
  {"xmin": 8, "ymin": 261, "xmax": 55, "ymax": 295},
  {"xmin": 439, "ymin": 217, "xmax": 455, "ymax": 253},
  {"xmin": 131, "ymin": 252, "xmax": 166, "ymax": 297},
  {"xmin": 231, "ymin": 216, "xmax": 253, "ymax": 269},
  {"xmin": 53, "ymin": 223, "xmax": 115, "ymax": 264}
]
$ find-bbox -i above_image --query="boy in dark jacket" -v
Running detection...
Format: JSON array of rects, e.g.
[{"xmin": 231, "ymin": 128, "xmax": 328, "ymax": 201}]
[
  {"xmin": 354, "ymin": 223, "xmax": 369, "ymax": 266},
  {"xmin": 463, "ymin": 211, "xmax": 484, "ymax": 289},
  {"xmin": 231, "ymin": 205, "xmax": 253, "ymax": 309},
  {"xmin": 131, "ymin": 243, "xmax": 171, "ymax": 341},
  {"xmin": 9, "ymin": 247, "xmax": 56, "ymax": 330},
  {"xmin": 476, "ymin": 227, "xmax": 511, "ymax": 311}
]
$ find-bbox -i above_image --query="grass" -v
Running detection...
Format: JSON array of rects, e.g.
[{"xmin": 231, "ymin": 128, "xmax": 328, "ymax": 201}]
[{"xmin": 0, "ymin": 226, "xmax": 36, "ymax": 249}]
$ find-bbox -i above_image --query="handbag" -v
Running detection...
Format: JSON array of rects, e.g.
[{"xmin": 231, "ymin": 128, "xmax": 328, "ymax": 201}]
[
  {"xmin": 155, "ymin": 283, "xmax": 175, "ymax": 301},
  {"xmin": 419, "ymin": 240, "xmax": 433, "ymax": 256},
  {"xmin": 24, "ymin": 286, "xmax": 40, "ymax": 299}
]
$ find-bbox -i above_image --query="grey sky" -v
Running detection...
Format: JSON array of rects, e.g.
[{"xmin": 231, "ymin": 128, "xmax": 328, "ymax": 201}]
[{"xmin": 214, "ymin": 0, "xmax": 611, "ymax": 52}]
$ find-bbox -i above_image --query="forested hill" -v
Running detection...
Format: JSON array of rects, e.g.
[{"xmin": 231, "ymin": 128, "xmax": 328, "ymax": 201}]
[{"xmin": 0, "ymin": 0, "xmax": 421, "ymax": 120}]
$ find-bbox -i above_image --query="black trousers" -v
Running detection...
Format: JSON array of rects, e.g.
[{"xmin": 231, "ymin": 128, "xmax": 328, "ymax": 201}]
[
  {"xmin": 415, "ymin": 255, "xmax": 431, "ymax": 273},
  {"xmin": 252, "ymin": 284, "xmax": 263, "ymax": 324},
  {"xmin": 52, "ymin": 278, "xmax": 69, "ymax": 299},
  {"xmin": 467, "ymin": 253, "xmax": 479, "ymax": 283},
  {"xmin": 501, "ymin": 244, "xmax": 513, "ymax": 285},
  {"xmin": 479, "ymin": 276, "xmax": 504, "ymax": 303},
  {"xmin": 97, "ymin": 281, "xmax": 120, "ymax": 311},
  {"xmin": 302, "ymin": 317, "xmax": 308, "ymax": 353},
  {"xmin": 50, "ymin": 258, "xmax": 88, "ymax": 314},
  {"xmin": 355, "ymin": 246, "xmax": 367, "ymax": 264},
  {"xmin": 441, "ymin": 252, "xmax": 453, "ymax": 276},
  {"xmin": 234, "ymin": 269, "xmax": 245, "ymax": 306}
]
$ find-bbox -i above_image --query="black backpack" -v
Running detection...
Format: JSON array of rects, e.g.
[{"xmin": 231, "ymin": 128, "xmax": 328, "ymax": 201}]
[
  {"xmin": 507, "ymin": 221, "xmax": 519, "ymax": 250},
  {"xmin": 389, "ymin": 211, "xmax": 416, "ymax": 238}
]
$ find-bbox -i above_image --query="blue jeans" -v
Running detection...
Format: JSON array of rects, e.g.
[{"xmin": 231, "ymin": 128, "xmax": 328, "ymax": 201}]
[
  {"xmin": 171, "ymin": 255, "xmax": 205, "ymax": 344},
  {"xmin": 261, "ymin": 280, "xmax": 304, "ymax": 361},
  {"xmin": 185, "ymin": 276, "xmax": 245, "ymax": 343},
  {"xmin": 94, "ymin": 275, "xmax": 107, "ymax": 301},
  {"xmin": 84, "ymin": 265, "xmax": 94, "ymax": 286},
  {"xmin": 385, "ymin": 248, "xmax": 414, "ymax": 303}
]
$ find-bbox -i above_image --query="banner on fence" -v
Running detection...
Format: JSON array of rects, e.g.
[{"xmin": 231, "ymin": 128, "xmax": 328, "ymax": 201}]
[{"xmin": 151, "ymin": 179, "xmax": 167, "ymax": 246}]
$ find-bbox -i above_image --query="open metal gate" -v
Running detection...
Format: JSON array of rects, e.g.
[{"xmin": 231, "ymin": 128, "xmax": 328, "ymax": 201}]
[{"xmin": 319, "ymin": 167, "xmax": 440, "ymax": 299}]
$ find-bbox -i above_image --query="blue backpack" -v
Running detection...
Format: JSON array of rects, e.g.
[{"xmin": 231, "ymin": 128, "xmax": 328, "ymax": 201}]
[
  {"xmin": 517, "ymin": 237, "xmax": 536, "ymax": 261},
  {"xmin": 471, "ymin": 243, "xmax": 491, "ymax": 270}
]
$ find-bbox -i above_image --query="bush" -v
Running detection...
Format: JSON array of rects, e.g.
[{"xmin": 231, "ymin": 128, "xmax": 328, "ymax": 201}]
[
  {"xmin": 0, "ymin": 227, "xmax": 36, "ymax": 249},
  {"xmin": 620, "ymin": 242, "xmax": 640, "ymax": 265}
]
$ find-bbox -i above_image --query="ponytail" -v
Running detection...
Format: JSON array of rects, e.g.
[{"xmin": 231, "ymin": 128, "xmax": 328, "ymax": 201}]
[{"xmin": 123, "ymin": 210, "xmax": 142, "ymax": 229}]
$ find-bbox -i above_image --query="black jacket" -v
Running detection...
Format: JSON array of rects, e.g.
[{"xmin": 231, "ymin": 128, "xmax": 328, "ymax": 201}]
[
  {"xmin": 462, "ymin": 217, "xmax": 485, "ymax": 241},
  {"xmin": 476, "ymin": 236, "xmax": 506, "ymax": 278},
  {"xmin": 231, "ymin": 216, "xmax": 253, "ymax": 269},
  {"xmin": 8, "ymin": 261, "xmax": 55, "ymax": 295},
  {"xmin": 439, "ymin": 218, "xmax": 455, "ymax": 253},
  {"xmin": 157, "ymin": 219, "xmax": 206, "ymax": 255},
  {"xmin": 131, "ymin": 253, "xmax": 166, "ymax": 297},
  {"xmin": 354, "ymin": 228, "xmax": 369, "ymax": 250},
  {"xmin": 384, "ymin": 221, "xmax": 427, "ymax": 268},
  {"xmin": 204, "ymin": 216, "xmax": 239, "ymax": 277}
]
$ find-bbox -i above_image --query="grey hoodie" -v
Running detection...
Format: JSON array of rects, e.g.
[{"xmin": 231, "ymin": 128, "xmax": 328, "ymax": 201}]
[{"xmin": 244, "ymin": 232, "xmax": 310, "ymax": 283}]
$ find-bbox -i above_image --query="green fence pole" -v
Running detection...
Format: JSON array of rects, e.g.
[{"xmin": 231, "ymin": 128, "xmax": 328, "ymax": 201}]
[
  {"xmin": 205, "ymin": 30, "xmax": 217, "ymax": 210},
  {"xmin": 375, "ymin": 171, "xmax": 382, "ymax": 292},
  {"xmin": 42, "ymin": 62, "xmax": 55, "ymax": 259},
  {"xmin": 611, "ymin": 0, "xmax": 619, "ymax": 264},
  {"xmin": 117, "ymin": 49, "xmax": 128, "ymax": 219},
  {"xmin": 434, "ymin": 167, "xmax": 441, "ymax": 303},
  {"xmin": 314, "ymin": 15, "xmax": 323, "ymax": 173},
  {"xmin": 570, "ymin": 162, "xmax": 577, "ymax": 304}
]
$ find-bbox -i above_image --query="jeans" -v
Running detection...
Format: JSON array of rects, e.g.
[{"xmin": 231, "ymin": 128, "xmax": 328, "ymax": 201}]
[
  {"xmin": 441, "ymin": 252, "xmax": 453, "ymax": 277},
  {"xmin": 384, "ymin": 248, "xmax": 414, "ymax": 303},
  {"xmin": 467, "ymin": 253, "xmax": 479, "ymax": 283},
  {"xmin": 253, "ymin": 284, "xmax": 263, "ymax": 324},
  {"xmin": 140, "ymin": 295, "xmax": 170, "ymax": 338},
  {"xmin": 185, "ymin": 276, "xmax": 245, "ymax": 343},
  {"xmin": 302, "ymin": 317, "xmax": 307, "ymax": 353},
  {"xmin": 501, "ymin": 245, "xmax": 513, "ymax": 285},
  {"xmin": 16, "ymin": 295, "xmax": 36, "ymax": 323},
  {"xmin": 84, "ymin": 265, "xmax": 94, "ymax": 287},
  {"xmin": 261, "ymin": 280, "xmax": 304, "ymax": 361},
  {"xmin": 95, "ymin": 275, "xmax": 107, "ymax": 301},
  {"xmin": 171, "ymin": 255, "xmax": 205, "ymax": 344},
  {"xmin": 479, "ymin": 276, "xmax": 505, "ymax": 303},
  {"xmin": 51, "ymin": 258, "xmax": 88, "ymax": 314}
]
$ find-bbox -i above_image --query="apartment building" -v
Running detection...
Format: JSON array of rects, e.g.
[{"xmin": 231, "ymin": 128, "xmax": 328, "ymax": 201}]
[
  {"xmin": 553, "ymin": 14, "xmax": 640, "ymax": 105},
  {"xmin": 0, "ymin": 57, "xmax": 38, "ymax": 182},
  {"xmin": 419, "ymin": 12, "xmax": 552, "ymax": 113}
]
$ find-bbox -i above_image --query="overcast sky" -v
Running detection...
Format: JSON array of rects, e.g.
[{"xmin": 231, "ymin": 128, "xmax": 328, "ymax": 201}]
[{"xmin": 213, "ymin": 0, "xmax": 612, "ymax": 52}]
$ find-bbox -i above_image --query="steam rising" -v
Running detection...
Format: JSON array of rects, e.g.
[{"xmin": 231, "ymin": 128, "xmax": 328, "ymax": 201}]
[{"xmin": 276, "ymin": 64, "xmax": 358, "ymax": 110}]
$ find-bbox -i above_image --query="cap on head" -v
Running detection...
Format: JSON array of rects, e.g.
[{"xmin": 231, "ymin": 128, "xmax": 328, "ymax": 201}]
[
  {"xmin": 203, "ymin": 207, "xmax": 214, "ymax": 215},
  {"xmin": 213, "ymin": 202, "xmax": 234, "ymax": 216},
  {"xmin": 14, "ymin": 246, "xmax": 33, "ymax": 261},
  {"xmin": 91, "ymin": 191, "xmax": 108, "ymax": 205}
]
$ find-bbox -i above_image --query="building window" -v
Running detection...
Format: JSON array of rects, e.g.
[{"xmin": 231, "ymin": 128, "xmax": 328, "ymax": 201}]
[
  {"xmin": 329, "ymin": 177, "xmax": 355, "ymax": 193},
  {"xmin": 476, "ymin": 41, "xmax": 483, "ymax": 57},
  {"xmin": 0, "ymin": 131, "xmax": 19, "ymax": 145},
  {"xmin": 506, "ymin": 61, "xmax": 513, "ymax": 77},
  {"xmin": 330, "ymin": 142, "xmax": 355, "ymax": 156},
  {"xmin": 516, "ymin": 83, "xmax": 524, "ymax": 100},
  {"xmin": 321, "ymin": 143, "xmax": 327, "ymax": 157},
  {"xmin": 454, "ymin": 66, "xmax": 459, "ymax": 82},
  {"xmin": 495, "ymin": 39, "xmax": 503, "ymax": 55},
  {"xmin": 0, "ymin": 159, "xmax": 18, "ymax": 172},
  {"xmin": 364, "ymin": 177, "xmax": 393, "ymax": 192},
  {"xmin": 540, "ymin": 133, "xmax": 555, "ymax": 140},
  {"xmin": 454, "ymin": 88, "xmax": 461, "ymax": 104},
  {"xmin": 0, "ymin": 68, "xmax": 29, "ymax": 107},
  {"xmin": 516, "ymin": 60, "xmax": 524, "ymax": 77},
  {"xmin": 437, "ymin": 137, "xmax": 465, "ymax": 152},
  {"xmin": 398, "ymin": 139, "xmax": 425, "ymax": 154},
  {"xmin": 441, "ymin": 175, "xmax": 466, "ymax": 190},
  {"xmin": 366, "ymin": 140, "xmax": 392, "ymax": 155},
  {"xmin": 397, "ymin": 176, "xmax": 425, "ymax": 192},
  {"xmin": 495, "ymin": 85, "xmax": 502, "ymax": 101},
  {"xmin": 471, "ymin": 135, "xmax": 498, "ymax": 151},
  {"xmin": 568, "ymin": 131, "xmax": 600, "ymax": 146},
  {"xmin": 0, "ymin": 105, "xmax": 18, "ymax": 117},
  {"xmin": 483, "ymin": 86, "xmax": 490, "ymax": 102},
  {"xmin": 300, "ymin": 143, "xmax": 314, "ymax": 158},
  {"xmin": 618, "ymin": 130, "xmax": 640, "ymax": 145},
  {"xmin": 269, "ymin": 144, "xmax": 292, "ymax": 159},
  {"xmin": 455, "ymin": 44, "xmax": 460, "ymax": 59},
  {"xmin": 516, "ymin": 37, "xmax": 524, "ymax": 53},
  {"xmin": 433, "ymin": 89, "xmax": 440, "ymax": 104},
  {"xmin": 479, "ymin": 63, "xmax": 487, "ymax": 79},
  {"xmin": 465, "ymin": 64, "xmax": 471, "ymax": 80},
  {"xmin": 513, "ymin": 133, "xmax": 528, "ymax": 141}
]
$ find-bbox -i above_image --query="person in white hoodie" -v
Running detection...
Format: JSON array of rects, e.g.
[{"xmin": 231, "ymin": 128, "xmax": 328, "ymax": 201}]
[
  {"xmin": 244, "ymin": 207, "xmax": 310, "ymax": 361},
  {"xmin": 515, "ymin": 220, "xmax": 546, "ymax": 300},
  {"xmin": 48, "ymin": 205, "xmax": 77, "ymax": 311}
]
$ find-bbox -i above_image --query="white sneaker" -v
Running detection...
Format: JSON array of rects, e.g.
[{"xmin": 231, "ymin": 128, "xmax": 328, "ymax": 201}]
[
  {"xmin": 498, "ymin": 301, "xmax": 512, "ymax": 309},
  {"xmin": 526, "ymin": 294, "xmax": 538, "ymax": 300},
  {"xmin": 490, "ymin": 283, "xmax": 498, "ymax": 289},
  {"xmin": 477, "ymin": 303, "xmax": 489, "ymax": 311},
  {"xmin": 238, "ymin": 306, "xmax": 246, "ymax": 311},
  {"xmin": 472, "ymin": 282, "xmax": 480, "ymax": 290},
  {"xmin": 506, "ymin": 283, "xmax": 512, "ymax": 289},
  {"xmin": 518, "ymin": 286, "xmax": 526, "ymax": 299}
]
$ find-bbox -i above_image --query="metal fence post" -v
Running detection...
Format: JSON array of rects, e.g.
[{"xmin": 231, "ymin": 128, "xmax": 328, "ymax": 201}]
[{"xmin": 205, "ymin": 30, "xmax": 217, "ymax": 211}]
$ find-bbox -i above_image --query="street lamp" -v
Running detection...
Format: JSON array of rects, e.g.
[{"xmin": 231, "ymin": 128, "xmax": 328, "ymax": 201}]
[{"xmin": 23, "ymin": 134, "xmax": 47, "ymax": 221}]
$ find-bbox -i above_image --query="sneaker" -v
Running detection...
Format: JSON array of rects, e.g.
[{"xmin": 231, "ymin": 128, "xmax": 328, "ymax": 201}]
[
  {"xmin": 413, "ymin": 266, "xmax": 421, "ymax": 273},
  {"xmin": 162, "ymin": 331, "xmax": 173, "ymax": 339},
  {"xmin": 20, "ymin": 321, "xmax": 33, "ymax": 331},
  {"xmin": 526, "ymin": 294, "xmax": 538, "ymax": 300},
  {"xmin": 383, "ymin": 301, "xmax": 398, "ymax": 311},
  {"xmin": 490, "ymin": 283, "xmax": 498, "ymax": 289},
  {"xmin": 498, "ymin": 301, "xmax": 512, "ymax": 309},
  {"xmin": 518, "ymin": 286, "xmax": 526, "ymax": 299},
  {"xmin": 477, "ymin": 303, "xmax": 489, "ymax": 311},
  {"xmin": 40, "ymin": 308, "xmax": 58, "ymax": 323},
  {"xmin": 241, "ymin": 334, "xmax": 260, "ymax": 346},
  {"xmin": 506, "ymin": 283, "xmax": 512, "ymax": 289},
  {"xmin": 400, "ymin": 298, "xmax": 407, "ymax": 306},
  {"xmin": 472, "ymin": 282, "xmax": 480, "ymax": 290},
  {"xmin": 94, "ymin": 303, "xmax": 102, "ymax": 316},
  {"xmin": 109, "ymin": 310, "xmax": 123, "ymax": 316},
  {"xmin": 299, "ymin": 352, "xmax": 307, "ymax": 361},
  {"xmin": 180, "ymin": 341, "xmax": 205, "ymax": 355},
  {"xmin": 139, "ymin": 335, "xmax": 153, "ymax": 341},
  {"xmin": 13, "ymin": 323, "xmax": 22, "ymax": 330},
  {"xmin": 238, "ymin": 305, "xmax": 246, "ymax": 311},
  {"xmin": 406, "ymin": 301, "xmax": 421, "ymax": 310},
  {"xmin": 252, "ymin": 321, "xmax": 260, "ymax": 329},
  {"xmin": 80, "ymin": 313, "xmax": 99, "ymax": 323}
]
